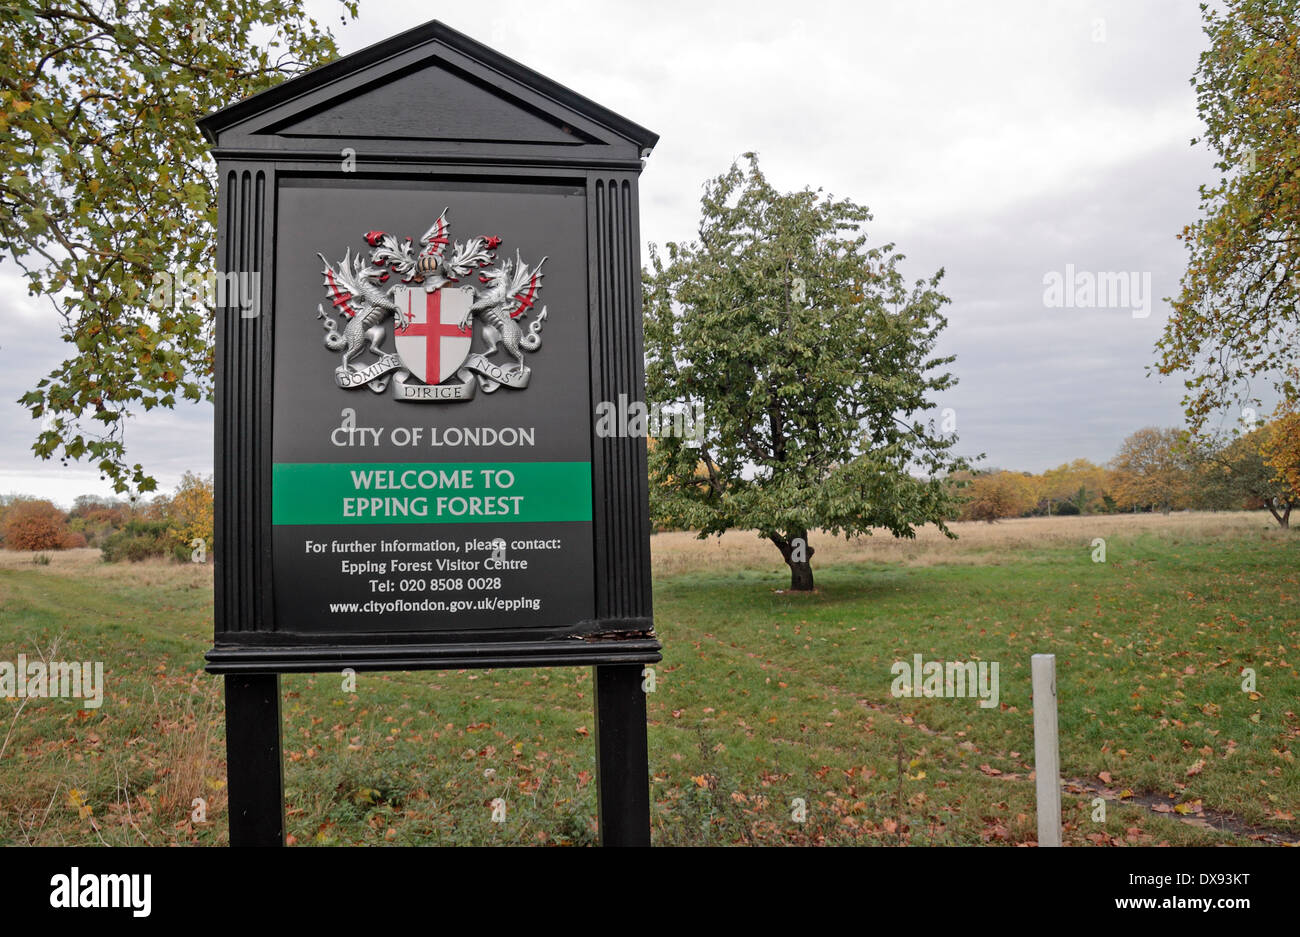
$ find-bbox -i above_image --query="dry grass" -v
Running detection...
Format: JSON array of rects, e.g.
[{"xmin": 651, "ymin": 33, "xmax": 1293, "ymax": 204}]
[
  {"xmin": 153, "ymin": 675, "xmax": 223, "ymax": 822},
  {"xmin": 0, "ymin": 546, "xmax": 104, "ymax": 571},
  {"xmin": 0, "ymin": 547, "xmax": 212, "ymax": 591},
  {"xmin": 1, "ymin": 513, "xmax": 1281, "ymax": 585},
  {"xmin": 650, "ymin": 510, "xmax": 1283, "ymax": 578}
]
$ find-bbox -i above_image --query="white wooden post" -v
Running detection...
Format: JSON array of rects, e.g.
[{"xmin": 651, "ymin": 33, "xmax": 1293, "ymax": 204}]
[{"xmin": 1031, "ymin": 653, "xmax": 1062, "ymax": 847}]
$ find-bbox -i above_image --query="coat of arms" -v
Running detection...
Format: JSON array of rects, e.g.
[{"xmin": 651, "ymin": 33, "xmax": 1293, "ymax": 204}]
[{"xmin": 315, "ymin": 208, "xmax": 548, "ymax": 401}]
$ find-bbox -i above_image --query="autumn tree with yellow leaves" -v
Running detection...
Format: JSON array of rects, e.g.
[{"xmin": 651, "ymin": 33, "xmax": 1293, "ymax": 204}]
[
  {"xmin": 1261, "ymin": 381, "xmax": 1300, "ymax": 528},
  {"xmin": 961, "ymin": 471, "xmax": 1037, "ymax": 523},
  {"xmin": 1110, "ymin": 428, "xmax": 1197, "ymax": 514},
  {"xmin": 164, "ymin": 471, "xmax": 214, "ymax": 559}
]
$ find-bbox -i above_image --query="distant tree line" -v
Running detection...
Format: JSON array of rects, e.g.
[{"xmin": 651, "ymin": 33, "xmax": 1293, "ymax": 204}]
[
  {"xmin": 0, "ymin": 472, "xmax": 214, "ymax": 560},
  {"xmin": 954, "ymin": 415, "xmax": 1300, "ymax": 528}
]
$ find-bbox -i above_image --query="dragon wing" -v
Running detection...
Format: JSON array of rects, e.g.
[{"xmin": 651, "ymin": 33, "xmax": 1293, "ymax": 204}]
[
  {"xmin": 503, "ymin": 249, "xmax": 547, "ymax": 319},
  {"xmin": 318, "ymin": 248, "xmax": 365, "ymax": 318}
]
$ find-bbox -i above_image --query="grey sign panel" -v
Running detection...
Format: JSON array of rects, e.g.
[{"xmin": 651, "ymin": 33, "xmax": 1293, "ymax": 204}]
[{"xmin": 270, "ymin": 181, "xmax": 596, "ymax": 636}]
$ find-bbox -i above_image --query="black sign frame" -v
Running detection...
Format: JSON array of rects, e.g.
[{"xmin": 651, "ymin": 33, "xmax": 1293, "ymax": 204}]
[
  {"xmin": 200, "ymin": 21, "xmax": 659, "ymax": 673},
  {"xmin": 199, "ymin": 20, "xmax": 660, "ymax": 846}
]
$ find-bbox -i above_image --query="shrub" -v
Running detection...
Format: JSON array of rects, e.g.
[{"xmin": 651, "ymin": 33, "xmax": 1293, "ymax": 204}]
[
  {"xmin": 3, "ymin": 500, "xmax": 72, "ymax": 551},
  {"xmin": 100, "ymin": 519, "xmax": 173, "ymax": 563},
  {"xmin": 67, "ymin": 505, "xmax": 128, "ymax": 545}
]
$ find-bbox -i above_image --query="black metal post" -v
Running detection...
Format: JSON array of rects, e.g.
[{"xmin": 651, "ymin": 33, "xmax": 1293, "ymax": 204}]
[
  {"xmin": 224, "ymin": 673, "xmax": 285, "ymax": 846},
  {"xmin": 593, "ymin": 663, "xmax": 651, "ymax": 846}
]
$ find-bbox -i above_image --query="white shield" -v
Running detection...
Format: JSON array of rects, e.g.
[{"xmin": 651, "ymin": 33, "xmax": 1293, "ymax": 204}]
[{"xmin": 393, "ymin": 285, "xmax": 473, "ymax": 385}]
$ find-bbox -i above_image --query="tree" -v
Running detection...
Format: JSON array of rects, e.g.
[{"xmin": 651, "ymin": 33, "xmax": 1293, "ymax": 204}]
[
  {"xmin": 1262, "ymin": 387, "xmax": 1300, "ymax": 526},
  {"xmin": 165, "ymin": 470, "xmax": 213, "ymax": 557},
  {"xmin": 1111, "ymin": 427, "xmax": 1196, "ymax": 513},
  {"xmin": 1156, "ymin": 0, "xmax": 1300, "ymax": 433},
  {"xmin": 2, "ymin": 499, "xmax": 73, "ymax": 550},
  {"xmin": 0, "ymin": 495, "xmax": 33, "ymax": 547},
  {"xmin": 2, "ymin": 0, "xmax": 355, "ymax": 493},
  {"xmin": 1186, "ymin": 420, "xmax": 1296, "ymax": 524},
  {"xmin": 643, "ymin": 154, "xmax": 971, "ymax": 591},
  {"xmin": 1037, "ymin": 458, "xmax": 1113, "ymax": 514},
  {"xmin": 962, "ymin": 471, "xmax": 1036, "ymax": 523}
]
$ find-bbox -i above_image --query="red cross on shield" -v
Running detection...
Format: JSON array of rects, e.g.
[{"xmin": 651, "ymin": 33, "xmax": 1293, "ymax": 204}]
[{"xmin": 392, "ymin": 285, "xmax": 473, "ymax": 385}]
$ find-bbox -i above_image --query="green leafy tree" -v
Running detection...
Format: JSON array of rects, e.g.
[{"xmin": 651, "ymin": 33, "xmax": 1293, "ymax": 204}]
[
  {"xmin": 2, "ymin": 0, "xmax": 355, "ymax": 493},
  {"xmin": 643, "ymin": 154, "xmax": 971, "ymax": 591},
  {"xmin": 1156, "ymin": 0, "xmax": 1300, "ymax": 432}
]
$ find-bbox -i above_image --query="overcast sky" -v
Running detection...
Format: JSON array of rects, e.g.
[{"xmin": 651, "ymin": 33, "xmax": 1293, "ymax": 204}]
[{"xmin": 0, "ymin": 0, "xmax": 1250, "ymax": 505}]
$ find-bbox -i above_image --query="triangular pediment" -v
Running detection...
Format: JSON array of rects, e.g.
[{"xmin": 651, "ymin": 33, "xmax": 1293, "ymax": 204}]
[
  {"xmin": 199, "ymin": 20, "xmax": 656, "ymax": 163},
  {"xmin": 264, "ymin": 57, "xmax": 596, "ymax": 145}
]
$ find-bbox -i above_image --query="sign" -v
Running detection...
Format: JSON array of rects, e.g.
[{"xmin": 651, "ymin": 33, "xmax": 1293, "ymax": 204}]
[
  {"xmin": 200, "ymin": 20, "xmax": 660, "ymax": 672},
  {"xmin": 199, "ymin": 19, "xmax": 659, "ymax": 845}
]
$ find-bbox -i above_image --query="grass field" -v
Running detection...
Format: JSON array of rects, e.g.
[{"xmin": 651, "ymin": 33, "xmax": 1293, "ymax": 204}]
[{"xmin": 0, "ymin": 511, "xmax": 1296, "ymax": 846}]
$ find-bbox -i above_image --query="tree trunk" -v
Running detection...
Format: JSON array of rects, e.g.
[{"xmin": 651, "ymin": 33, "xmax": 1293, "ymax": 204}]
[
  {"xmin": 1266, "ymin": 500, "xmax": 1291, "ymax": 529},
  {"xmin": 770, "ymin": 530, "xmax": 816, "ymax": 591},
  {"xmin": 788, "ymin": 560, "xmax": 815, "ymax": 591}
]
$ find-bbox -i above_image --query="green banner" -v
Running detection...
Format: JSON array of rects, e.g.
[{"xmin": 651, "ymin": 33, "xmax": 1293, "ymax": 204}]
[{"xmin": 273, "ymin": 462, "xmax": 592, "ymax": 525}]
